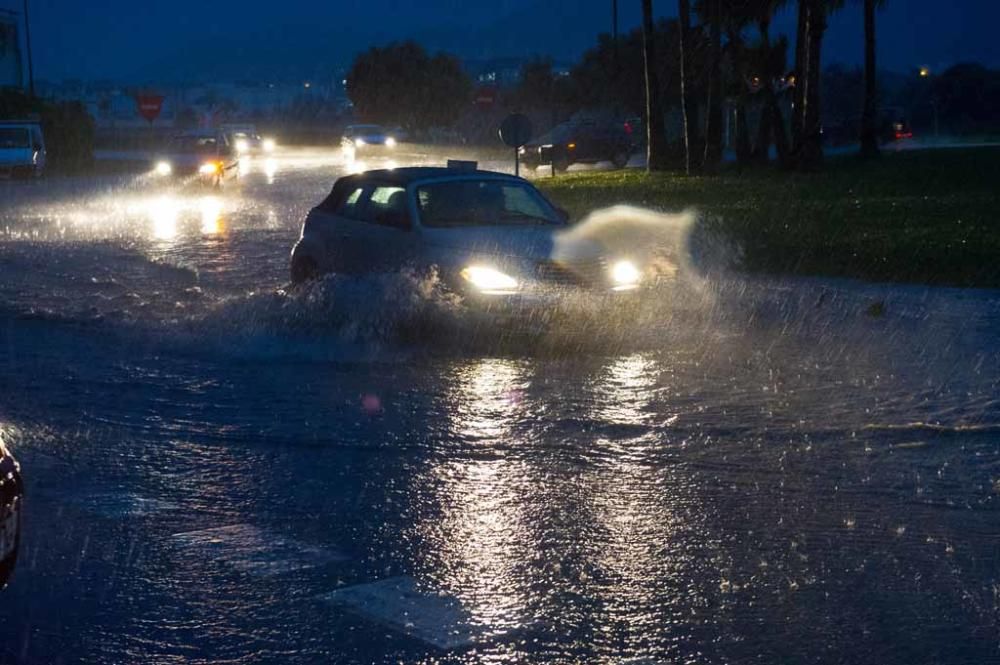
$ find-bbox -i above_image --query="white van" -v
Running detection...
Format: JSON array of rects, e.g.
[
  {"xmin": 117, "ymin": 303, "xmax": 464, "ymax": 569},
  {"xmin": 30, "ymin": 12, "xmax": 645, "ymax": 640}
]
[{"xmin": 0, "ymin": 122, "xmax": 46, "ymax": 178}]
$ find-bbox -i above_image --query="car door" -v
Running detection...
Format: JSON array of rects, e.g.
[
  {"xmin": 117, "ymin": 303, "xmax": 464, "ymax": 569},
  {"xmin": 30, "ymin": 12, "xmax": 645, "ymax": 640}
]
[
  {"xmin": 350, "ymin": 185, "xmax": 416, "ymax": 273},
  {"xmin": 324, "ymin": 184, "xmax": 415, "ymax": 274}
]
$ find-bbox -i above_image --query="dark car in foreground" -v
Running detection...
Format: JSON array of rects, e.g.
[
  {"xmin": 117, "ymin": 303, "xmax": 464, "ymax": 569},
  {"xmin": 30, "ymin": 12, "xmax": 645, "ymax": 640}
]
[
  {"xmin": 519, "ymin": 122, "xmax": 634, "ymax": 173},
  {"xmin": 0, "ymin": 437, "xmax": 23, "ymax": 589}
]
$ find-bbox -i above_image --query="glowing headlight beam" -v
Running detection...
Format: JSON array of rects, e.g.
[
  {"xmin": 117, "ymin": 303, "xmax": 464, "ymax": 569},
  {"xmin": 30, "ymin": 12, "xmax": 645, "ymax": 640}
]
[
  {"xmin": 199, "ymin": 162, "xmax": 221, "ymax": 175},
  {"xmin": 385, "ymin": 137, "xmax": 397, "ymax": 148},
  {"xmin": 261, "ymin": 138, "xmax": 276, "ymax": 152},
  {"xmin": 461, "ymin": 266, "xmax": 518, "ymax": 293},
  {"xmin": 234, "ymin": 138, "xmax": 249, "ymax": 153},
  {"xmin": 155, "ymin": 161, "xmax": 172, "ymax": 176},
  {"xmin": 354, "ymin": 138, "xmax": 366, "ymax": 147},
  {"xmin": 611, "ymin": 260, "xmax": 641, "ymax": 288}
]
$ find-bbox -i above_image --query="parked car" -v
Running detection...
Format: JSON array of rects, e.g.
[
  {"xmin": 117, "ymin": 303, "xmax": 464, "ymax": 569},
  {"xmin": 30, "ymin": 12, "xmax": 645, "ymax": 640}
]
[
  {"xmin": 289, "ymin": 164, "xmax": 647, "ymax": 300},
  {"xmin": 340, "ymin": 124, "xmax": 398, "ymax": 156},
  {"xmin": 519, "ymin": 121, "xmax": 633, "ymax": 172},
  {"xmin": 0, "ymin": 436, "xmax": 23, "ymax": 589},
  {"xmin": 0, "ymin": 121, "xmax": 46, "ymax": 178},
  {"xmin": 152, "ymin": 132, "xmax": 239, "ymax": 186}
]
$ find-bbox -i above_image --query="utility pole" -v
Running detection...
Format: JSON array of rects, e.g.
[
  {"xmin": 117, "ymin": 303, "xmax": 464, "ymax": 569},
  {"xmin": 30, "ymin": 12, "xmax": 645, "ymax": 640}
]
[
  {"xmin": 612, "ymin": 0, "xmax": 619, "ymax": 69},
  {"xmin": 23, "ymin": 0, "xmax": 35, "ymax": 97}
]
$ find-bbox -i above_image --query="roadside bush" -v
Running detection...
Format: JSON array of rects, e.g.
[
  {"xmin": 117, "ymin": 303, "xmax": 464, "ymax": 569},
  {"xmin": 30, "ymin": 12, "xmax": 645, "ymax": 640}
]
[{"xmin": 0, "ymin": 89, "xmax": 95, "ymax": 172}]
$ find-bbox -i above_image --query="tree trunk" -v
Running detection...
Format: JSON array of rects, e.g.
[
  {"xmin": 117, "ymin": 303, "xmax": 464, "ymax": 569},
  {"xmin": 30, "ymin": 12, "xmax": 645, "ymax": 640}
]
[
  {"xmin": 702, "ymin": 0, "xmax": 724, "ymax": 173},
  {"xmin": 729, "ymin": 30, "xmax": 752, "ymax": 168},
  {"xmin": 753, "ymin": 18, "xmax": 774, "ymax": 163},
  {"xmin": 678, "ymin": 0, "xmax": 696, "ymax": 174},
  {"xmin": 642, "ymin": 0, "xmax": 669, "ymax": 171},
  {"xmin": 759, "ymin": 20, "xmax": 790, "ymax": 168},
  {"xmin": 859, "ymin": 0, "xmax": 880, "ymax": 158},
  {"xmin": 799, "ymin": 0, "xmax": 826, "ymax": 170},
  {"xmin": 791, "ymin": 0, "xmax": 809, "ymax": 155}
]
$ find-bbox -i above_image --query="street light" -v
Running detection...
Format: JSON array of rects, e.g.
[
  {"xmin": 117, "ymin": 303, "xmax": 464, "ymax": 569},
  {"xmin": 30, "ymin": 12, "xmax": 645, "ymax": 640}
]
[{"xmin": 919, "ymin": 66, "xmax": 930, "ymax": 78}]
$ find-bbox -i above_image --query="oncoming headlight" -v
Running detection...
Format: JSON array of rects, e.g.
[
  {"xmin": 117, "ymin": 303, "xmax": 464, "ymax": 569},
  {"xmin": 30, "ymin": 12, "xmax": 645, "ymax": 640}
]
[
  {"xmin": 354, "ymin": 138, "xmax": 366, "ymax": 147},
  {"xmin": 199, "ymin": 162, "xmax": 221, "ymax": 175},
  {"xmin": 385, "ymin": 137, "xmax": 397, "ymax": 148},
  {"xmin": 611, "ymin": 260, "xmax": 641, "ymax": 289},
  {"xmin": 155, "ymin": 161, "xmax": 172, "ymax": 176},
  {"xmin": 461, "ymin": 266, "xmax": 518, "ymax": 293},
  {"xmin": 262, "ymin": 138, "xmax": 276, "ymax": 152},
  {"xmin": 234, "ymin": 138, "xmax": 249, "ymax": 153}
]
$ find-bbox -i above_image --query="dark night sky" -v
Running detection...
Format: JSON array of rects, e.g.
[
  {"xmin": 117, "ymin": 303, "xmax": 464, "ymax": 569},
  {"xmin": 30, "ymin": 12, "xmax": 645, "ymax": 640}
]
[{"xmin": 3, "ymin": 0, "xmax": 997, "ymax": 82}]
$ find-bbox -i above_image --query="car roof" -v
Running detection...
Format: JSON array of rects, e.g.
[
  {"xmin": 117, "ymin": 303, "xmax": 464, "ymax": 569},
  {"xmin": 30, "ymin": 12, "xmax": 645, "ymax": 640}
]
[{"xmin": 337, "ymin": 167, "xmax": 520, "ymax": 187}]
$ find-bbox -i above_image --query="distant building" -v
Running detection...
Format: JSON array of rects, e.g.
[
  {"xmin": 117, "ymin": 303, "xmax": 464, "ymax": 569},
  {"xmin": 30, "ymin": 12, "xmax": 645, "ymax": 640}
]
[{"xmin": 0, "ymin": 10, "xmax": 24, "ymax": 90}]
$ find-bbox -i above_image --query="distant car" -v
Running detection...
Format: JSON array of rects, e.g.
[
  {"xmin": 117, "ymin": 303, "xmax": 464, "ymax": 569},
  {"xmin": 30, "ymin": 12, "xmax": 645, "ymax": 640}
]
[
  {"xmin": 152, "ymin": 132, "xmax": 239, "ymax": 186},
  {"xmin": 221, "ymin": 123, "xmax": 276, "ymax": 155},
  {"xmin": 0, "ymin": 436, "xmax": 23, "ymax": 590},
  {"xmin": 340, "ymin": 124, "xmax": 398, "ymax": 156},
  {"xmin": 0, "ymin": 121, "xmax": 46, "ymax": 178},
  {"xmin": 520, "ymin": 122, "xmax": 633, "ymax": 173},
  {"xmin": 289, "ymin": 165, "xmax": 647, "ymax": 300}
]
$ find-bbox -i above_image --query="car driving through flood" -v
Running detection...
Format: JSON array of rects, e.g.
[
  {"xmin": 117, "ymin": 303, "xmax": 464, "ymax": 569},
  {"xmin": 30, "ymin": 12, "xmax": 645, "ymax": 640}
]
[
  {"xmin": 152, "ymin": 131, "xmax": 240, "ymax": 187},
  {"xmin": 289, "ymin": 164, "xmax": 646, "ymax": 300}
]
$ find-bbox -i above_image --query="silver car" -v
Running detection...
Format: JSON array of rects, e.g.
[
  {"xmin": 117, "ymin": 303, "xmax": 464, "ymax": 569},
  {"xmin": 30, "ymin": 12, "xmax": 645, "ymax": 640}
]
[{"xmin": 289, "ymin": 166, "xmax": 646, "ymax": 300}]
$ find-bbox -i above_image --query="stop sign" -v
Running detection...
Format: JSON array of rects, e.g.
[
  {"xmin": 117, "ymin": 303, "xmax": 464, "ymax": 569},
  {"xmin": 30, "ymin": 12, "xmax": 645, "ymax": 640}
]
[{"xmin": 135, "ymin": 94, "xmax": 165, "ymax": 123}]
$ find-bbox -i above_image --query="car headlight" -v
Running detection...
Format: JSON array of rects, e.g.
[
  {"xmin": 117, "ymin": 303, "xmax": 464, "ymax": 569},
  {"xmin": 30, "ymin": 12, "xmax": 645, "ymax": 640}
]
[
  {"xmin": 234, "ymin": 138, "xmax": 249, "ymax": 153},
  {"xmin": 354, "ymin": 138, "xmax": 366, "ymax": 147},
  {"xmin": 610, "ymin": 260, "xmax": 641, "ymax": 288},
  {"xmin": 199, "ymin": 162, "xmax": 221, "ymax": 175},
  {"xmin": 155, "ymin": 161, "xmax": 172, "ymax": 176},
  {"xmin": 385, "ymin": 137, "xmax": 396, "ymax": 148},
  {"xmin": 262, "ymin": 138, "xmax": 276, "ymax": 152},
  {"xmin": 461, "ymin": 266, "xmax": 518, "ymax": 293}
]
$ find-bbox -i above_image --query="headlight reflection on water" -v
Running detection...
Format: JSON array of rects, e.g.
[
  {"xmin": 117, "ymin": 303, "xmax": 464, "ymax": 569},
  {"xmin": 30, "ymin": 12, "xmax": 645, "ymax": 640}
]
[
  {"xmin": 412, "ymin": 359, "xmax": 535, "ymax": 636},
  {"xmin": 123, "ymin": 195, "xmax": 228, "ymax": 241},
  {"xmin": 149, "ymin": 197, "xmax": 179, "ymax": 241},
  {"xmin": 403, "ymin": 355, "xmax": 702, "ymax": 660},
  {"xmin": 199, "ymin": 197, "xmax": 225, "ymax": 236}
]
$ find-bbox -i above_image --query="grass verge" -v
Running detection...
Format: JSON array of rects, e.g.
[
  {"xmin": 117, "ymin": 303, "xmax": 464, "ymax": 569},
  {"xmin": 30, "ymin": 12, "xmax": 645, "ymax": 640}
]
[{"xmin": 537, "ymin": 147, "xmax": 1000, "ymax": 288}]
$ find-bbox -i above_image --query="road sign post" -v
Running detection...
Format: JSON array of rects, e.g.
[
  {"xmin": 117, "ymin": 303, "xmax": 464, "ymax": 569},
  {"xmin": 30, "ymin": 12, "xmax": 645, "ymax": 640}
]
[{"xmin": 498, "ymin": 114, "xmax": 532, "ymax": 177}]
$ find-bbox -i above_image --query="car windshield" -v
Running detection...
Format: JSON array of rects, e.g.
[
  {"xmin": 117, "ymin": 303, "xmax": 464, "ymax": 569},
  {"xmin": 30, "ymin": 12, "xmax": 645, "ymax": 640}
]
[
  {"xmin": 349, "ymin": 125, "xmax": 386, "ymax": 135},
  {"xmin": 171, "ymin": 136, "xmax": 221, "ymax": 153},
  {"xmin": 0, "ymin": 128, "xmax": 30, "ymax": 149},
  {"xmin": 416, "ymin": 179, "xmax": 562, "ymax": 227}
]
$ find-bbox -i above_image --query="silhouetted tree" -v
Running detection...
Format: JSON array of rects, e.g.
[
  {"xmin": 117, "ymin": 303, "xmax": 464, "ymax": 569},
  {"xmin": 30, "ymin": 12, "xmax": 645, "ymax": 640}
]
[
  {"xmin": 796, "ymin": 0, "xmax": 844, "ymax": 170},
  {"xmin": 859, "ymin": 0, "xmax": 885, "ymax": 158},
  {"xmin": 346, "ymin": 41, "xmax": 472, "ymax": 133},
  {"xmin": 642, "ymin": 0, "xmax": 670, "ymax": 171},
  {"xmin": 678, "ymin": 0, "xmax": 699, "ymax": 174},
  {"xmin": 701, "ymin": 0, "xmax": 724, "ymax": 172}
]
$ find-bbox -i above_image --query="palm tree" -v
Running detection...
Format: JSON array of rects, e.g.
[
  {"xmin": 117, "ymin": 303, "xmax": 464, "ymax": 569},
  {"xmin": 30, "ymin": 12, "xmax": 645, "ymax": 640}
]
[
  {"xmin": 702, "ymin": 0, "xmax": 724, "ymax": 173},
  {"xmin": 642, "ymin": 0, "xmax": 669, "ymax": 171},
  {"xmin": 797, "ymin": 0, "xmax": 844, "ymax": 170},
  {"xmin": 859, "ymin": 0, "xmax": 885, "ymax": 158},
  {"xmin": 726, "ymin": 24, "xmax": 753, "ymax": 167},
  {"xmin": 754, "ymin": 0, "xmax": 791, "ymax": 167},
  {"xmin": 678, "ymin": 0, "xmax": 697, "ymax": 174},
  {"xmin": 791, "ymin": 0, "xmax": 808, "ymax": 151}
]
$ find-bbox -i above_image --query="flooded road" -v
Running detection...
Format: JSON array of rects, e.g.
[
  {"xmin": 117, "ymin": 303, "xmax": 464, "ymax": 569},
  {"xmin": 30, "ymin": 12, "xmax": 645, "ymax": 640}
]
[{"xmin": 0, "ymin": 146, "xmax": 998, "ymax": 664}]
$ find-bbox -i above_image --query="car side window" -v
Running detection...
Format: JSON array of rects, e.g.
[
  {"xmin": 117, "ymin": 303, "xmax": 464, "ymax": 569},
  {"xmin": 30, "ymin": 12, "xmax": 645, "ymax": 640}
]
[
  {"xmin": 362, "ymin": 186, "xmax": 410, "ymax": 230},
  {"xmin": 336, "ymin": 187, "xmax": 366, "ymax": 220},
  {"xmin": 502, "ymin": 185, "xmax": 552, "ymax": 220}
]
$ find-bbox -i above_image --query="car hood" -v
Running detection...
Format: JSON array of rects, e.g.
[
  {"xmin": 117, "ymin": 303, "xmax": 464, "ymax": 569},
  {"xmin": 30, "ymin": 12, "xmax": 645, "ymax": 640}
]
[{"xmin": 420, "ymin": 225, "xmax": 605, "ymax": 263}]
